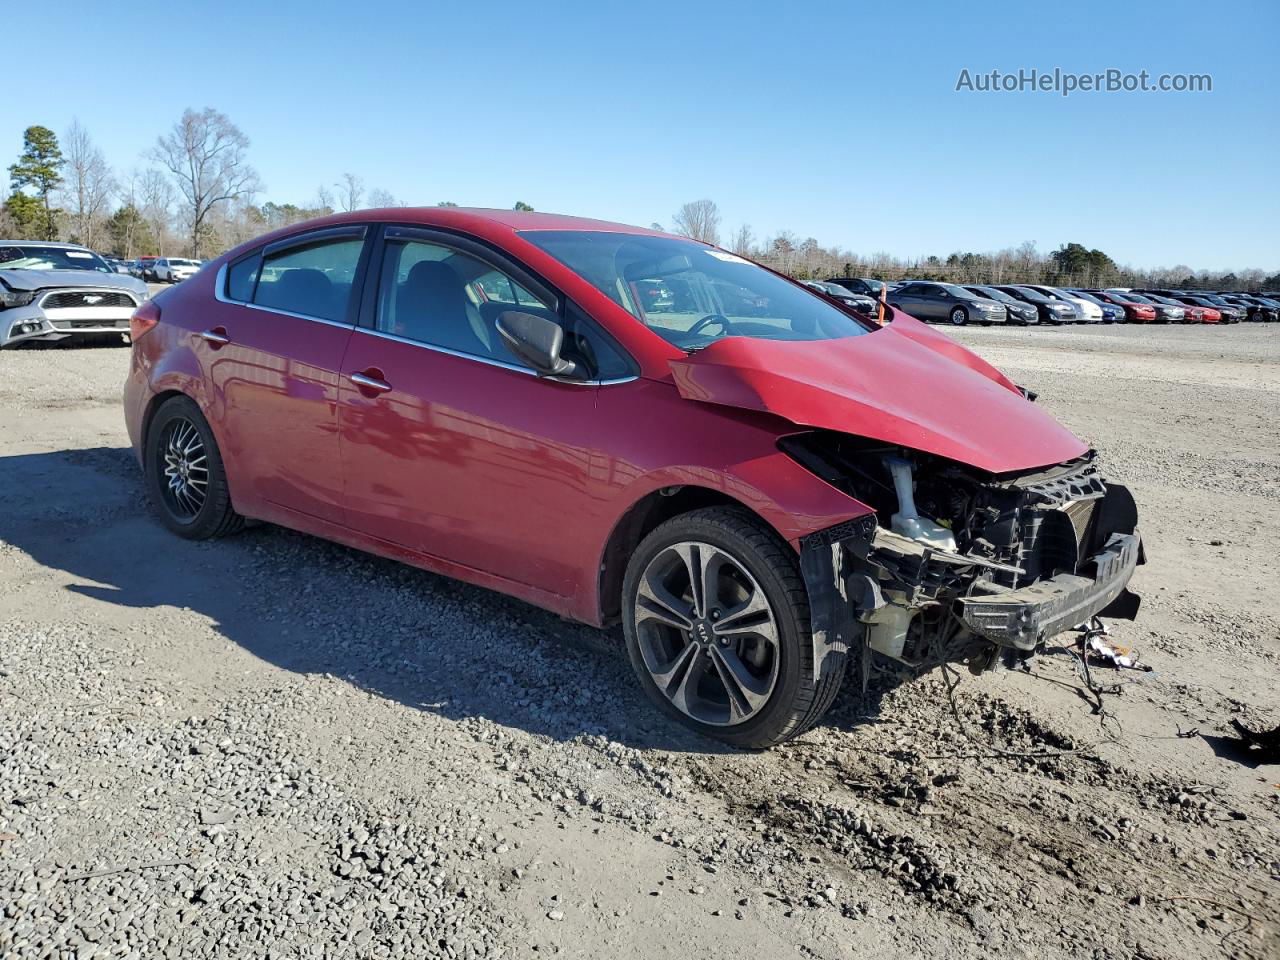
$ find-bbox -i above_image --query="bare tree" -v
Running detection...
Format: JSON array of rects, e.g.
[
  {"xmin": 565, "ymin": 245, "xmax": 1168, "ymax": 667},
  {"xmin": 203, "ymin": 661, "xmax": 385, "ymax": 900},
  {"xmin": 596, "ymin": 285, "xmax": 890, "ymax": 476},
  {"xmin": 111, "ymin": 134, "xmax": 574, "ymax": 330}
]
[
  {"xmin": 765, "ymin": 231, "xmax": 798, "ymax": 273},
  {"xmin": 336, "ymin": 172, "xmax": 364, "ymax": 212},
  {"xmin": 114, "ymin": 168, "xmax": 143, "ymax": 257},
  {"xmin": 368, "ymin": 188, "xmax": 404, "ymax": 208},
  {"xmin": 730, "ymin": 223, "xmax": 754, "ymax": 256},
  {"xmin": 139, "ymin": 168, "xmax": 175, "ymax": 256},
  {"xmin": 314, "ymin": 184, "xmax": 335, "ymax": 215},
  {"xmin": 209, "ymin": 196, "xmax": 265, "ymax": 249},
  {"xmin": 153, "ymin": 108, "xmax": 260, "ymax": 257},
  {"xmin": 62, "ymin": 120, "xmax": 115, "ymax": 248},
  {"xmin": 671, "ymin": 199, "xmax": 721, "ymax": 244}
]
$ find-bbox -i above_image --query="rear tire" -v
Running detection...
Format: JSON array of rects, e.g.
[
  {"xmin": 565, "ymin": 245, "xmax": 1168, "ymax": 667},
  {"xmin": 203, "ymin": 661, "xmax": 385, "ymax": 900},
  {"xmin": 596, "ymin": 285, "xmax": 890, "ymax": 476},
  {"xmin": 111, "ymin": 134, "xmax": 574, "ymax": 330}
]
[
  {"xmin": 621, "ymin": 507, "xmax": 846, "ymax": 748},
  {"xmin": 144, "ymin": 395, "xmax": 244, "ymax": 540}
]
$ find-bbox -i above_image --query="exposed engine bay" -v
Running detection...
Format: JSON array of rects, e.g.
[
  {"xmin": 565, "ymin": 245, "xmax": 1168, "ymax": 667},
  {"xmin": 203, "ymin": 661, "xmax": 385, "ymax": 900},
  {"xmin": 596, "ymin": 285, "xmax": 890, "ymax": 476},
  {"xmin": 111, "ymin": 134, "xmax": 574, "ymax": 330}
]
[{"xmin": 783, "ymin": 430, "xmax": 1145, "ymax": 679}]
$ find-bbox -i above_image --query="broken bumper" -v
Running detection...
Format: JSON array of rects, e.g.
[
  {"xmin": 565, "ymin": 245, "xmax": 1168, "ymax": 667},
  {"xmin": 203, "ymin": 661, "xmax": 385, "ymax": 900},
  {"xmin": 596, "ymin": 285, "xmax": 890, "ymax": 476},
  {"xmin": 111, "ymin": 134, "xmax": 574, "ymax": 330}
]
[
  {"xmin": 956, "ymin": 531, "xmax": 1142, "ymax": 651},
  {"xmin": 2, "ymin": 306, "xmax": 133, "ymax": 346}
]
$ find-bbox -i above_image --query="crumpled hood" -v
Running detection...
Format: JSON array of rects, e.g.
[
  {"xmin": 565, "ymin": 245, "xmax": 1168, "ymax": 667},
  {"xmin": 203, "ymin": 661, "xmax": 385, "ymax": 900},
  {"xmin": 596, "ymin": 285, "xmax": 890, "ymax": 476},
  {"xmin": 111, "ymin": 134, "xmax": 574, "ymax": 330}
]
[
  {"xmin": 0, "ymin": 268, "xmax": 146, "ymax": 294},
  {"xmin": 668, "ymin": 313, "xmax": 1088, "ymax": 474}
]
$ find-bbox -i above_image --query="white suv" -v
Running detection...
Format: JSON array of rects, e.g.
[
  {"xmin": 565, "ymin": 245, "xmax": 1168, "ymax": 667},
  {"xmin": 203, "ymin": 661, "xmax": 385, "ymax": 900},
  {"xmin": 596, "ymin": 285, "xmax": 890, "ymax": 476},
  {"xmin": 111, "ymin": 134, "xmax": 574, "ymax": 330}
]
[{"xmin": 154, "ymin": 257, "xmax": 202, "ymax": 283}]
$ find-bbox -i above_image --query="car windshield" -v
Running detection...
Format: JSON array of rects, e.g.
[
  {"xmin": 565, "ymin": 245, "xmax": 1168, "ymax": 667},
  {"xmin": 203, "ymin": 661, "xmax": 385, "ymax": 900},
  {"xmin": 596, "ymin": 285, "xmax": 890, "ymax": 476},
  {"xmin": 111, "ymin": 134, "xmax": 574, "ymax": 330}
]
[
  {"xmin": 1120, "ymin": 293, "xmax": 1153, "ymax": 303},
  {"xmin": 522, "ymin": 231, "xmax": 873, "ymax": 349},
  {"xmin": 1010, "ymin": 286, "xmax": 1049, "ymax": 303},
  {"xmin": 1069, "ymin": 290, "xmax": 1104, "ymax": 305},
  {"xmin": 940, "ymin": 284, "xmax": 980, "ymax": 300},
  {"xmin": 0, "ymin": 244, "xmax": 113, "ymax": 273},
  {"xmin": 969, "ymin": 286, "xmax": 1015, "ymax": 304},
  {"xmin": 823, "ymin": 282, "xmax": 861, "ymax": 297},
  {"xmin": 170, "ymin": 258, "xmax": 197, "ymax": 266}
]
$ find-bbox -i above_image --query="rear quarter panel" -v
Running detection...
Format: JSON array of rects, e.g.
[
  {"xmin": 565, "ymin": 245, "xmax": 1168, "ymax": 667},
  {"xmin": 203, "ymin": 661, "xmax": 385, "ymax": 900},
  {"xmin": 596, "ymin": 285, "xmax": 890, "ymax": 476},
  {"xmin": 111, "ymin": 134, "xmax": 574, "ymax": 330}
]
[{"xmin": 124, "ymin": 273, "xmax": 254, "ymax": 510}]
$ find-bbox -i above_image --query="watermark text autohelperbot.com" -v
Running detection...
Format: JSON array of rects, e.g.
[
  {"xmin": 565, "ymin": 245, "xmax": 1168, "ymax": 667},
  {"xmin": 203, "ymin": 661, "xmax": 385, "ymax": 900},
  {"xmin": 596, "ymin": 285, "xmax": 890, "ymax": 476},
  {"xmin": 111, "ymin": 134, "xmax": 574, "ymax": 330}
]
[{"xmin": 956, "ymin": 68, "xmax": 1212, "ymax": 97}]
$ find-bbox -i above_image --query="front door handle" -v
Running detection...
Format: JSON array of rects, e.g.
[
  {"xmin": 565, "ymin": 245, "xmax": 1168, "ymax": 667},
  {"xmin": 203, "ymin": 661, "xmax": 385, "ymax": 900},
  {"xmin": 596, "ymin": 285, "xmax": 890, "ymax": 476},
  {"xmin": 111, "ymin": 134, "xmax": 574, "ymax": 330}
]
[
  {"xmin": 350, "ymin": 370, "xmax": 392, "ymax": 394},
  {"xmin": 199, "ymin": 327, "xmax": 231, "ymax": 346}
]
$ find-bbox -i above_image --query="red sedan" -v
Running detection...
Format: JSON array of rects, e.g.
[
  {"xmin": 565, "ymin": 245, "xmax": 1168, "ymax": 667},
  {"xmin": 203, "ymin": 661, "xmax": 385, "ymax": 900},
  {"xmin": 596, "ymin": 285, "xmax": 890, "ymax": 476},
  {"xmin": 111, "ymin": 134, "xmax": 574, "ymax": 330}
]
[
  {"xmin": 1145, "ymin": 294, "xmax": 1220, "ymax": 324},
  {"xmin": 124, "ymin": 209, "xmax": 1143, "ymax": 747},
  {"xmin": 1087, "ymin": 290, "xmax": 1158, "ymax": 323}
]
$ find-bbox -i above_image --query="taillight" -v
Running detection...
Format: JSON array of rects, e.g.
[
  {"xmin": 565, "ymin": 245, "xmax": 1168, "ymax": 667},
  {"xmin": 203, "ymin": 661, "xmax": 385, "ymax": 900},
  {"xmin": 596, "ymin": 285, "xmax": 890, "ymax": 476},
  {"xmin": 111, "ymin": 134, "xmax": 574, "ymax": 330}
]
[{"xmin": 130, "ymin": 300, "xmax": 160, "ymax": 341}]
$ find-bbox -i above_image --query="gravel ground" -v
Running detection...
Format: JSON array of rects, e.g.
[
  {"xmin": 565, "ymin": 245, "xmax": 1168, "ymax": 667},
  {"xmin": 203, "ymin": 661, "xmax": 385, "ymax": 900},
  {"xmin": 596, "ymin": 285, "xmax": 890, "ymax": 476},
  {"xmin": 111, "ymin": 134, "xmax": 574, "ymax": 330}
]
[{"xmin": 1, "ymin": 324, "xmax": 1277, "ymax": 959}]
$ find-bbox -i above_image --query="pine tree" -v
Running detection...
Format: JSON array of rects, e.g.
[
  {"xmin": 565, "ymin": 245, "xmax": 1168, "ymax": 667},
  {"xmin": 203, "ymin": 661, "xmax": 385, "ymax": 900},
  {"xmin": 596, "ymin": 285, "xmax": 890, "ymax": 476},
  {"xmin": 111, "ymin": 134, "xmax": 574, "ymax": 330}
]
[{"xmin": 8, "ymin": 125, "xmax": 65, "ymax": 240}]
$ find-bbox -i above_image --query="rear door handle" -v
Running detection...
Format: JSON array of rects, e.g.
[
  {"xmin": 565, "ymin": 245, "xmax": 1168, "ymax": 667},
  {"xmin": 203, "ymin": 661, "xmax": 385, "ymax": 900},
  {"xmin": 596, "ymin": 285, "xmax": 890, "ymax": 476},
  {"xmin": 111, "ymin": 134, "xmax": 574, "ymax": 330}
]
[
  {"xmin": 350, "ymin": 370, "xmax": 392, "ymax": 394},
  {"xmin": 199, "ymin": 328, "xmax": 231, "ymax": 346}
]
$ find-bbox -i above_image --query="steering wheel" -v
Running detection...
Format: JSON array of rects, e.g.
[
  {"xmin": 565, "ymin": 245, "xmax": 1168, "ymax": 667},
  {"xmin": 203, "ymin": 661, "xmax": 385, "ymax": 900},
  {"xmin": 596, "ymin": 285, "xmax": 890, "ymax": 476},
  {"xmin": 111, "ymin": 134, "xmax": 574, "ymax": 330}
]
[{"xmin": 687, "ymin": 313, "xmax": 734, "ymax": 338}]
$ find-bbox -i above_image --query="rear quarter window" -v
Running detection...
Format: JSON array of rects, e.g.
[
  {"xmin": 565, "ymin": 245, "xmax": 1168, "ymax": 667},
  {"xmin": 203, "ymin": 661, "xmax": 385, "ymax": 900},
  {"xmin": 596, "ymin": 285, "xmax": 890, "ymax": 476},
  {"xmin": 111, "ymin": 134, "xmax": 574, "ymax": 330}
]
[{"xmin": 226, "ymin": 256, "xmax": 261, "ymax": 302}]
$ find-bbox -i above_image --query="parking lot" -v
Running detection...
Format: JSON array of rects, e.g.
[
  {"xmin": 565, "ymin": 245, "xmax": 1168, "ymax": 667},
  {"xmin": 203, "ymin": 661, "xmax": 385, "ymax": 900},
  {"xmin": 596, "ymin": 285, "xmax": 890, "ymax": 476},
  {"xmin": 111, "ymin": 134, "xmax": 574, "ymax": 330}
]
[{"xmin": 1, "ymin": 324, "xmax": 1277, "ymax": 959}]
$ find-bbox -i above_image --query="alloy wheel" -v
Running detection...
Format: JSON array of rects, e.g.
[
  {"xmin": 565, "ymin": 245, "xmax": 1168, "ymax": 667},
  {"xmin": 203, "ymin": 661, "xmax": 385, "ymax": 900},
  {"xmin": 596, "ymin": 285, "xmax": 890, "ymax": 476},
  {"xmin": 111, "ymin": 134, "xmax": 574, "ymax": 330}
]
[
  {"xmin": 633, "ymin": 541, "xmax": 780, "ymax": 727},
  {"xmin": 159, "ymin": 417, "xmax": 208, "ymax": 520},
  {"xmin": 949, "ymin": 307, "xmax": 967, "ymax": 325}
]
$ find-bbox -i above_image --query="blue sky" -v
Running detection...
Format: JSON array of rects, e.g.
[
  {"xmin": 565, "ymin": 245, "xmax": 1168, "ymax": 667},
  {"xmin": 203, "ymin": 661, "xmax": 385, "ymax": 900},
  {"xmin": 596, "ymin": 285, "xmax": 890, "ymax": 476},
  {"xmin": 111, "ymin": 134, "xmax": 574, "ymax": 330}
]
[{"xmin": 3, "ymin": 0, "xmax": 1276, "ymax": 270}]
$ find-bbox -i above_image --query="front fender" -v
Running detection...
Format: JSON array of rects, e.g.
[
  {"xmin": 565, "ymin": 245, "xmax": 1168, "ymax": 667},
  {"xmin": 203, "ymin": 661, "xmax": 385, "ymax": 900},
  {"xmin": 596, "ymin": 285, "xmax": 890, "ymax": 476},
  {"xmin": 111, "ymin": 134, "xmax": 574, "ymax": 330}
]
[{"xmin": 602, "ymin": 447, "xmax": 876, "ymax": 550}]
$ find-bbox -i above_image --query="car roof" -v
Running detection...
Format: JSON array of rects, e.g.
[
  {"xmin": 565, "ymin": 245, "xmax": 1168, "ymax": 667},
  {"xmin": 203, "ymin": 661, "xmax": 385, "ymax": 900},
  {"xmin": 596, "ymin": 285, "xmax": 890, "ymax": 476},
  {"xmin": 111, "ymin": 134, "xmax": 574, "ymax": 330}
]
[
  {"xmin": 215, "ymin": 207, "xmax": 677, "ymax": 268},
  {"xmin": 0, "ymin": 239, "xmax": 93, "ymax": 249},
  {"xmin": 337, "ymin": 207, "xmax": 666, "ymax": 235}
]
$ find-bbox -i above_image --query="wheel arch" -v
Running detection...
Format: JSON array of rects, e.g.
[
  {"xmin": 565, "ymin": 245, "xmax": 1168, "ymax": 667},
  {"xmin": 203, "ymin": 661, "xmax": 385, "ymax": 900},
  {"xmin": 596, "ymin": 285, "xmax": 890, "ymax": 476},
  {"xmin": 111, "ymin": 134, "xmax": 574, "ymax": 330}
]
[
  {"xmin": 140, "ymin": 387, "xmax": 247, "ymax": 519},
  {"xmin": 595, "ymin": 485, "xmax": 779, "ymax": 627},
  {"xmin": 140, "ymin": 388, "xmax": 191, "ymax": 452}
]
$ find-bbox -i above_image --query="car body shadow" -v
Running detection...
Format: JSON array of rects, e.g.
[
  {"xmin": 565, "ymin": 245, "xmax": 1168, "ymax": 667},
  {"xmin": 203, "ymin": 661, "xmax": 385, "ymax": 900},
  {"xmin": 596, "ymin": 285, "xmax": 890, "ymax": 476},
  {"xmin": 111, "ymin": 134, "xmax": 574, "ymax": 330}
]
[
  {"xmin": 2, "ymin": 446, "xmax": 784, "ymax": 755},
  {"xmin": 4, "ymin": 336, "xmax": 130, "ymax": 350}
]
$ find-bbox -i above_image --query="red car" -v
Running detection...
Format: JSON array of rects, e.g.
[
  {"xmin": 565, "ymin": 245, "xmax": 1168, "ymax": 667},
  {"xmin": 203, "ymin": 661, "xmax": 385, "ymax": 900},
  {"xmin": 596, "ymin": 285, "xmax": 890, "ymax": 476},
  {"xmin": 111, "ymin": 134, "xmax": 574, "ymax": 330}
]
[
  {"xmin": 1145, "ymin": 294, "xmax": 1220, "ymax": 324},
  {"xmin": 124, "ymin": 209, "xmax": 1143, "ymax": 747},
  {"xmin": 1086, "ymin": 290, "xmax": 1158, "ymax": 323}
]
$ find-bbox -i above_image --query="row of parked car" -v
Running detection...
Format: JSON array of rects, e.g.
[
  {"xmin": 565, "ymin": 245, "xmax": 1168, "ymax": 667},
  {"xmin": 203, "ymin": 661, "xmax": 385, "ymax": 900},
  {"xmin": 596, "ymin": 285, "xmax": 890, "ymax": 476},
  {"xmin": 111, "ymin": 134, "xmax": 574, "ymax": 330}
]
[
  {"xmin": 822, "ymin": 277, "xmax": 1280, "ymax": 326},
  {"xmin": 100, "ymin": 255, "xmax": 204, "ymax": 283}
]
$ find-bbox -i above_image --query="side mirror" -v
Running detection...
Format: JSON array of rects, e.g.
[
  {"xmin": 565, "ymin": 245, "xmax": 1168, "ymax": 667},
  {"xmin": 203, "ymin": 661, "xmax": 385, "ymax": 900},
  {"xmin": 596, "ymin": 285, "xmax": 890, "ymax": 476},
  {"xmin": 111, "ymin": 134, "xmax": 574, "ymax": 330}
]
[{"xmin": 496, "ymin": 311, "xmax": 581, "ymax": 378}]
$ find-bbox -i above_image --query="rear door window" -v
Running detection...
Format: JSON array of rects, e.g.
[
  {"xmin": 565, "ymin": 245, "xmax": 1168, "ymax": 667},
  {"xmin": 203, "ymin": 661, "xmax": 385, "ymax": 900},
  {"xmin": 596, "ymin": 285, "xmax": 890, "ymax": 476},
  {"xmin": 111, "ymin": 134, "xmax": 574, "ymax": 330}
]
[{"xmin": 253, "ymin": 238, "xmax": 365, "ymax": 323}]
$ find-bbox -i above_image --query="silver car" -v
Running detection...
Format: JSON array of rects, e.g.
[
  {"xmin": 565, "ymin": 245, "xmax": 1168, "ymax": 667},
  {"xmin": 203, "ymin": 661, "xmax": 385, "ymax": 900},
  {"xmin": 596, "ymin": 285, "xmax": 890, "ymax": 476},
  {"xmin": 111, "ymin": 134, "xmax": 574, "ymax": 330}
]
[
  {"xmin": 887, "ymin": 281, "xmax": 1007, "ymax": 325},
  {"xmin": 0, "ymin": 242, "xmax": 151, "ymax": 348}
]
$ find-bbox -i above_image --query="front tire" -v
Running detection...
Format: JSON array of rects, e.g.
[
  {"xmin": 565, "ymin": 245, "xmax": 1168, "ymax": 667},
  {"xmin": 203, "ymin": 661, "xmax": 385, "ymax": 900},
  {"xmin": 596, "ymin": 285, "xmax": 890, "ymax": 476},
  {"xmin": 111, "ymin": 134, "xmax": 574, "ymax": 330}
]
[
  {"xmin": 621, "ymin": 507, "xmax": 846, "ymax": 748},
  {"xmin": 144, "ymin": 396, "xmax": 244, "ymax": 540},
  {"xmin": 949, "ymin": 306, "xmax": 968, "ymax": 326}
]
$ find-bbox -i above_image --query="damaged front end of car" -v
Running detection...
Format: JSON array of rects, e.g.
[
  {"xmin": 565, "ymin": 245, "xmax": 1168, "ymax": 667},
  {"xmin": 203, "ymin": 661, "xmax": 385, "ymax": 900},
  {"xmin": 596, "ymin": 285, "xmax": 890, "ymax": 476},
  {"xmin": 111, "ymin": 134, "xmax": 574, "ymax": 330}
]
[{"xmin": 786, "ymin": 431, "xmax": 1145, "ymax": 681}]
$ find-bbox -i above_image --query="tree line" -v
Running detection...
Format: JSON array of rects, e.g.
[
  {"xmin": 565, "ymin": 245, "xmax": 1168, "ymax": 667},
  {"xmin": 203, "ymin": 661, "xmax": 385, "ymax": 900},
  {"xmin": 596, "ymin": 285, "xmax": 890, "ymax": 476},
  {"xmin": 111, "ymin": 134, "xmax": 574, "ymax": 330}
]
[
  {"xmin": 4, "ymin": 117, "xmax": 1274, "ymax": 292},
  {"xmin": 664, "ymin": 199, "xmax": 1280, "ymax": 293},
  {"xmin": 1, "ymin": 112, "xmax": 512, "ymax": 260}
]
